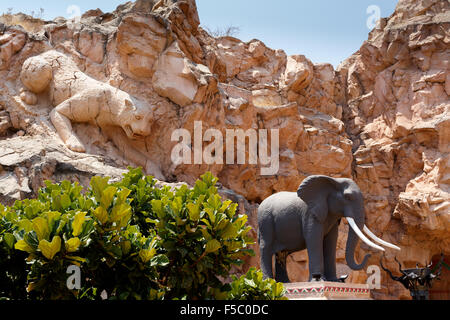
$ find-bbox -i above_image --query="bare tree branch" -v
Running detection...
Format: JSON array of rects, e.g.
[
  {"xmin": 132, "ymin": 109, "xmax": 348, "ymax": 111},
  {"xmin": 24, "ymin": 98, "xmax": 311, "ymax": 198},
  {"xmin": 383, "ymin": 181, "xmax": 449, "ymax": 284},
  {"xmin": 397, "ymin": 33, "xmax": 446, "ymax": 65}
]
[{"xmin": 203, "ymin": 25, "xmax": 241, "ymax": 38}]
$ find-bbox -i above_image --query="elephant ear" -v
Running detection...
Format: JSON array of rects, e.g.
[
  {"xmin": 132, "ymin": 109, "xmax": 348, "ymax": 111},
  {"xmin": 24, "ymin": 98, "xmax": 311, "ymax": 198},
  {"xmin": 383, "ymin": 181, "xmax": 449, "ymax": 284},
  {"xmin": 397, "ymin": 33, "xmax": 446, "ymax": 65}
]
[{"xmin": 297, "ymin": 175, "xmax": 340, "ymax": 223}]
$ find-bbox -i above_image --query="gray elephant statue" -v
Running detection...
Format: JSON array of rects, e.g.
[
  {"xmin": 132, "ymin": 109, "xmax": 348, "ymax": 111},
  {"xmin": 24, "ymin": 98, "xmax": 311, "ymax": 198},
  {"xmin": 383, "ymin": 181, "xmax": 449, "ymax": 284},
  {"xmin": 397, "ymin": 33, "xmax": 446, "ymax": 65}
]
[{"xmin": 257, "ymin": 175, "xmax": 400, "ymax": 282}]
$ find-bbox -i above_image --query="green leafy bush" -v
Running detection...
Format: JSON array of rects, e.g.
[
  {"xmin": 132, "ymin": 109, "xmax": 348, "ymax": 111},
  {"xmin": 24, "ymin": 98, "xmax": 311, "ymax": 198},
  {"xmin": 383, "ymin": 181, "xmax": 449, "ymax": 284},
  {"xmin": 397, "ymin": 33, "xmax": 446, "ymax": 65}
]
[
  {"xmin": 228, "ymin": 267, "xmax": 287, "ymax": 300},
  {"xmin": 0, "ymin": 203, "xmax": 29, "ymax": 299},
  {"xmin": 0, "ymin": 168, "xmax": 285, "ymax": 300}
]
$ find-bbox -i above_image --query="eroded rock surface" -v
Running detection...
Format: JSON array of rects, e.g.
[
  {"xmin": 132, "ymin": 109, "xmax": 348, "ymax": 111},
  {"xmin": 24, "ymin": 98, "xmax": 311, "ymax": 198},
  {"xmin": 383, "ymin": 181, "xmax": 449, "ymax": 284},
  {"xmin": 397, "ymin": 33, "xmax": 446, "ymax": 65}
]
[
  {"xmin": 0, "ymin": 0, "xmax": 448, "ymax": 299},
  {"xmin": 335, "ymin": 0, "xmax": 450, "ymax": 299}
]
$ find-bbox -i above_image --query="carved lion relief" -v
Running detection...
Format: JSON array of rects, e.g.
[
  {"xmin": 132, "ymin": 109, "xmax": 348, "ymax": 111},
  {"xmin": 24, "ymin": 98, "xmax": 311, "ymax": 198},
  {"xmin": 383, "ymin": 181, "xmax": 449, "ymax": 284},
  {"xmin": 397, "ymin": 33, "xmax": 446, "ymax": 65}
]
[{"xmin": 19, "ymin": 50, "xmax": 163, "ymax": 179}]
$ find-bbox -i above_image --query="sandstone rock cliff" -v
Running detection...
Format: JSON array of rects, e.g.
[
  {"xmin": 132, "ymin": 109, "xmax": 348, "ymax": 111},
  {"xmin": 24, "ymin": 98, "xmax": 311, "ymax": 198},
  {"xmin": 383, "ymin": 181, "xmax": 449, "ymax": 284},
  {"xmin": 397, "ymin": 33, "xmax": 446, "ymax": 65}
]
[
  {"xmin": 0, "ymin": 0, "xmax": 448, "ymax": 299},
  {"xmin": 336, "ymin": 0, "xmax": 449, "ymax": 299}
]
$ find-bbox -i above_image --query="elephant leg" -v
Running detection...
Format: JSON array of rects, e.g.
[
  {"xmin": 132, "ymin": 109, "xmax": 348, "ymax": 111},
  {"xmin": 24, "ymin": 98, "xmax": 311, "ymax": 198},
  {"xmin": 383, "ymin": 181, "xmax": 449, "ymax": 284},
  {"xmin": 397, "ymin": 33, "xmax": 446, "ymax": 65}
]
[
  {"xmin": 275, "ymin": 251, "xmax": 290, "ymax": 283},
  {"xmin": 258, "ymin": 214, "xmax": 276, "ymax": 280},
  {"xmin": 323, "ymin": 222, "xmax": 339, "ymax": 281},
  {"xmin": 305, "ymin": 223, "xmax": 325, "ymax": 281},
  {"xmin": 259, "ymin": 243, "xmax": 274, "ymax": 280}
]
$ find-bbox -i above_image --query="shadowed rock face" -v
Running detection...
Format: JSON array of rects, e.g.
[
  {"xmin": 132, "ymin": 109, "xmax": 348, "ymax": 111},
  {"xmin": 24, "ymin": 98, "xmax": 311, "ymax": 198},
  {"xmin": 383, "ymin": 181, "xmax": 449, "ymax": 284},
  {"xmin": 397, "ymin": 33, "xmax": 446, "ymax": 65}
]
[{"xmin": 0, "ymin": 0, "xmax": 448, "ymax": 299}]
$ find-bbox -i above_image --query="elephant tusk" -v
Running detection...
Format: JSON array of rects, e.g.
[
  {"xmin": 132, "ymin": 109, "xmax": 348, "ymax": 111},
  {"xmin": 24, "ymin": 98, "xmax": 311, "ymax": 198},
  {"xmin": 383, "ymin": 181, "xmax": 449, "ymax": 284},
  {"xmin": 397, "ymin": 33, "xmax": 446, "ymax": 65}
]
[
  {"xmin": 363, "ymin": 225, "xmax": 401, "ymax": 251},
  {"xmin": 345, "ymin": 218, "xmax": 385, "ymax": 252}
]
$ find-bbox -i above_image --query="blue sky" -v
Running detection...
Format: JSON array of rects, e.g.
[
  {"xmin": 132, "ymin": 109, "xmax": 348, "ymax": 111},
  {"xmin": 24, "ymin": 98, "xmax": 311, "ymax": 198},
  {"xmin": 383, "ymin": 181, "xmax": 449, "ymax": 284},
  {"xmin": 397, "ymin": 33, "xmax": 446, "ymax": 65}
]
[{"xmin": 0, "ymin": 0, "xmax": 398, "ymax": 67}]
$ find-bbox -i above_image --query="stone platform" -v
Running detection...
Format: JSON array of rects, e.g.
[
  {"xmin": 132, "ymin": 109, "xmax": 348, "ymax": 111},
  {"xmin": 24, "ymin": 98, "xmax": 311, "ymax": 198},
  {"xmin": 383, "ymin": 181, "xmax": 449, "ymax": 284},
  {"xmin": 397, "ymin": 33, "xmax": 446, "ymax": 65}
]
[{"xmin": 283, "ymin": 282, "xmax": 372, "ymax": 300}]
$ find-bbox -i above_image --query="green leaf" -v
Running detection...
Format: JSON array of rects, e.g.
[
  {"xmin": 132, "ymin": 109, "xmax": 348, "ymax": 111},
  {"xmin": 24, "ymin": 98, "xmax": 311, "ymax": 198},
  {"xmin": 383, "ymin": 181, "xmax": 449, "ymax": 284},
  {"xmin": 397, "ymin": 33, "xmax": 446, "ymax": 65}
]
[
  {"xmin": 139, "ymin": 248, "xmax": 156, "ymax": 263},
  {"xmin": 193, "ymin": 180, "xmax": 207, "ymax": 195},
  {"xmin": 219, "ymin": 200, "xmax": 232, "ymax": 213},
  {"xmin": 215, "ymin": 213, "xmax": 228, "ymax": 230},
  {"xmin": 151, "ymin": 200, "xmax": 165, "ymax": 219},
  {"xmin": 150, "ymin": 254, "xmax": 169, "ymax": 267},
  {"xmin": 80, "ymin": 218, "xmax": 94, "ymax": 238},
  {"xmin": 205, "ymin": 239, "xmax": 221, "ymax": 253},
  {"xmin": 171, "ymin": 197, "xmax": 183, "ymax": 216},
  {"xmin": 200, "ymin": 228, "xmax": 212, "ymax": 240},
  {"xmin": 14, "ymin": 239, "xmax": 34, "ymax": 253},
  {"xmin": 221, "ymin": 223, "xmax": 238, "ymax": 240},
  {"xmin": 61, "ymin": 180, "xmax": 71, "ymax": 191},
  {"xmin": 110, "ymin": 203, "xmax": 132, "ymax": 227},
  {"xmin": 38, "ymin": 236, "xmax": 61, "ymax": 260},
  {"xmin": 70, "ymin": 184, "xmax": 83, "ymax": 199},
  {"xmin": 65, "ymin": 237, "xmax": 81, "ymax": 252},
  {"xmin": 274, "ymin": 282, "xmax": 285, "ymax": 296},
  {"xmin": 186, "ymin": 203, "xmax": 200, "ymax": 221},
  {"xmin": 244, "ymin": 278, "xmax": 256, "ymax": 288},
  {"xmin": 201, "ymin": 172, "xmax": 218, "ymax": 187},
  {"xmin": 233, "ymin": 215, "xmax": 248, "ymax": 229},
  {"xmin": 204, "ymin": 208, "xmax": 215, "ymax": 224},
  {"xmin": 72, "ymin": 212, "xmax": 86, "ymax": 237},
  {"xmin": 225, "ymin": 203, "xmax": 238, "ymax": 218},
  {"xmin": 108, "ymin": 245, "xmax": 123, "ymax": 259},
  {"xmin": 116, "ymin": 188, "xmax": 131, "ymax": 204},
  {"xmin": 32, "ymin": 217, "xmax": 49, "ymax": 241},
  {"xmin": 225, "ymin": 240, "xmax": 243, "ymax": 251},
  {"xmin": 93, "ymin": 206, "xmax": 108, "ymax": 224},
  {"xmin": 207, "ymin": 194, "xmax": 222, "ymax": 210},
  {"xmin": 60, "ymin": 193, "xmax": 71, "ymax": 210},
  {"xmin": 101, "ymin": 186, "xmax": 117, "ymax": 208},
  {"xmin": 24, "ymin": 231, "xmax": 39, "ymax": 248},
  {"xmin": 18, "ymin": 219, "xmax": 33, "ymax": 232},
  {"xmin": 54, "ymin": 218, "xmax": 67, "ymax": 235},
  {"xmin": 45, "ymin": 211, "xmax": 61, "ymax": 230},
  {"xmin": 120, "ymin": 240, "xmax": 131, "ymax": 256},
  {"xmin": 50, "ymin": 191, "xmax": 62, "ymax": 211},
  {"xmin": 3, "ymin": 232, "xmax": 15, "ymax": 249},
  {"xmin": 90, "ymin": 176, "xmax": 110, "ymax": 202}
]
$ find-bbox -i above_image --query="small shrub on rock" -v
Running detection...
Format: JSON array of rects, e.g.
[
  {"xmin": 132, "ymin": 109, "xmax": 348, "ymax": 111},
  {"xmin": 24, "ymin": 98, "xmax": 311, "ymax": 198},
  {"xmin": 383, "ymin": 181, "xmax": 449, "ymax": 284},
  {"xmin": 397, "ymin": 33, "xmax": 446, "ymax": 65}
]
[{"xmin": 228, "ymin": 267, "xmax": 287, "ymax": 300}]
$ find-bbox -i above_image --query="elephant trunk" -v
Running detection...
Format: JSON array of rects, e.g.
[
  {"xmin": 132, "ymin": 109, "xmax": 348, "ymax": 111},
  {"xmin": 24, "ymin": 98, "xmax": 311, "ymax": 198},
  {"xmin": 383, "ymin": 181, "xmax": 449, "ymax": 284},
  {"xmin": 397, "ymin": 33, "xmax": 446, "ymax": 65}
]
[{"xmin": 345, "ymin": 217, "xmax": 372, "ymax": 270}]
